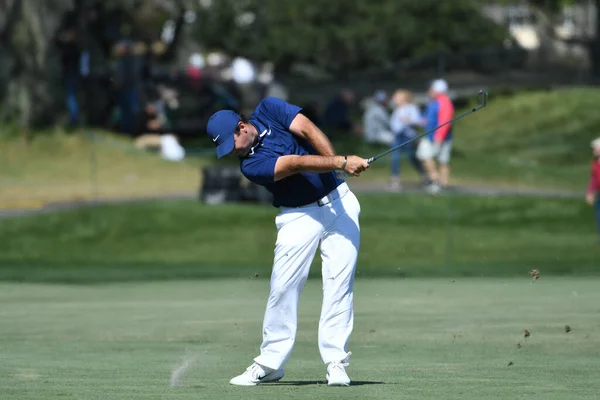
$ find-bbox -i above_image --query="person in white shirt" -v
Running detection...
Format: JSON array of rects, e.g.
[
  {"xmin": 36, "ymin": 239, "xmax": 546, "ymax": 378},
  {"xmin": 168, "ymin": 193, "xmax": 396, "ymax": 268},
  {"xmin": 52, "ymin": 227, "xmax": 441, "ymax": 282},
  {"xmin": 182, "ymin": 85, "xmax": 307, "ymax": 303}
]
[{"xmin": 388, "ymin": 89, "xmax": 427, "ymax": 190}]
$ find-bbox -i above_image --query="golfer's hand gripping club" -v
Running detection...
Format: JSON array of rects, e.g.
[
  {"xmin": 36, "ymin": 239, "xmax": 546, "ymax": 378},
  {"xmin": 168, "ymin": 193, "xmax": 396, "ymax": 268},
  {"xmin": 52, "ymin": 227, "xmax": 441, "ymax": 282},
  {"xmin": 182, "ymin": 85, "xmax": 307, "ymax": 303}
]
[{"xmin": 341, "ymin": 155, "xmax": 370, "ymax": 177}]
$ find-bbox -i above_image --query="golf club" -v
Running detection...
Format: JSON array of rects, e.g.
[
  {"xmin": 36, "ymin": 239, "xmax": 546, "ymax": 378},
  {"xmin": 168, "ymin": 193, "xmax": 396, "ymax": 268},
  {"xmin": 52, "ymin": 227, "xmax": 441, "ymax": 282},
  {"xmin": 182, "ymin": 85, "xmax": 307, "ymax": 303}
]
[{"xmin": 365, "ymin": 90, "xmax": 489, "ymax": 164}]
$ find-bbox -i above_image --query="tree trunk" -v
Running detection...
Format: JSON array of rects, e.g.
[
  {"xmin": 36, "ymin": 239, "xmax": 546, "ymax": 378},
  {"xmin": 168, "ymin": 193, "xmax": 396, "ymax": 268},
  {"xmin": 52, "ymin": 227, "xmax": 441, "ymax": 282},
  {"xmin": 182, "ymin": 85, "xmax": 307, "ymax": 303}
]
[{"xmin": 590, "ymin": 0, "xmax": 600, "ymax": 77}]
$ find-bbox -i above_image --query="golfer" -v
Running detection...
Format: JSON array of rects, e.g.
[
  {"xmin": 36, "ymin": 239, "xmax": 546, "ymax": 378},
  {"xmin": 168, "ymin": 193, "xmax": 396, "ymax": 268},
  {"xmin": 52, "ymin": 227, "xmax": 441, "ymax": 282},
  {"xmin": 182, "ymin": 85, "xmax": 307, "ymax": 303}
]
[{"xmin": 205, "ymin": 96, "xmax": 369, "ymax": 386}]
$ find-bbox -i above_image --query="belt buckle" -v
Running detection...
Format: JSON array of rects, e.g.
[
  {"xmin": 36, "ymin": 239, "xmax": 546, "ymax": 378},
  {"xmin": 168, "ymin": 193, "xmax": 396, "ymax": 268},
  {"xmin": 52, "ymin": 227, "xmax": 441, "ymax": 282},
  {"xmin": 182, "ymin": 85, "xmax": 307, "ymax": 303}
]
[
  {"xmin": 317, "ymin": 196, "xmax": 329, "ymax": 207},
  {"xmin": 317, "ymin": 191, "xmax": 337, "ymax": 207}
]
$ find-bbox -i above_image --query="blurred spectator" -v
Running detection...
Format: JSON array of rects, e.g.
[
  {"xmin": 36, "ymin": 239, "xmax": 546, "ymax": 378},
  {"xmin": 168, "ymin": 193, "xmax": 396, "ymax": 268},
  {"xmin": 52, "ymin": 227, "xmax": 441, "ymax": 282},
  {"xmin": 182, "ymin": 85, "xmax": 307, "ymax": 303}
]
[
  {"xmin": 322, "ymin": 89, "xmax": 356, "ymax": 133},
  {"xmin": 362, "ymin": 90, "xmax": 394, "ymax": 146},
  {"xmin": 230, "ymin": 56, "xmax": 258, "ymax": 114},
  {"xmin": 417, "ymin": 79, "xmax": 455, "ymax": 194},
  {"xmin": 45, "ymin": 5, "xmax": 282, "ymax": 143},
  {"xmin": 186, "ymin": 53, "xmax": 205, "ymax": 90},
  {"xmin": 388, "ymin": 89, "xmax": 427, "ymax": 191},
  {"xmin": 158, "ymin": 84, "xmax": 180, "ymax": 111},
  {"xmin": 586, "ymin": 137, "xmax": 600, "ymax": 243},
  {"xmin": 112, "ymin": 36, "xmax": 145, "ymax": 135},
  {"xmin": 139, "ymin": 85, "xmax": 170, "ymax": 134},
  {"xmin": 54, "ymin": 11, "xmax": 82, "ymax": 127},
  {"xmin": 203, "ymin": 51, "xmax": 227, "ymax": 81},
  {"xmin": 135, "ymin": 133, "xmax": 185, "ymax": 162},
  {"xmin": 231, "ymin": 56, "xmax": 255, "ymax": 85},
  {"xmin": 260, "ymin": 64, "xmax": 289, "ymax": 102},
  {"xmin": 80, "ymin": 2, "xmax": 115, "ymax": 127},
  {"xmin": 135, "ymin": 85, "xmax": 184, "ymax": 162}
]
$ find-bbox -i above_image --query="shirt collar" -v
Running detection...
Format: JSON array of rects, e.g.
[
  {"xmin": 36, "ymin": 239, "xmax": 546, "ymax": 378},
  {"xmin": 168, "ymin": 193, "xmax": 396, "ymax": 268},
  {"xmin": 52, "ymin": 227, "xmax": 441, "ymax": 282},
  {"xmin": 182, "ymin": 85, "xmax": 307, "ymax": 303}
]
[{"xmin": 246, "ymin": 120, "xmax": 272, "ymax": 157}]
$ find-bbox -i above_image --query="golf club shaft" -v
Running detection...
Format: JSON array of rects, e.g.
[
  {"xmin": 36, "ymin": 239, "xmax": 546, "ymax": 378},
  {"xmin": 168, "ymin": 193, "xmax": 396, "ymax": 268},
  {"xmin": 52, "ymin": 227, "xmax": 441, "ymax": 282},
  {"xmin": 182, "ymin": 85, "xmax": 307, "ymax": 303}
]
[{"xmin": 366, "ymin": 90, "xmax": 488, "ymax": 164}]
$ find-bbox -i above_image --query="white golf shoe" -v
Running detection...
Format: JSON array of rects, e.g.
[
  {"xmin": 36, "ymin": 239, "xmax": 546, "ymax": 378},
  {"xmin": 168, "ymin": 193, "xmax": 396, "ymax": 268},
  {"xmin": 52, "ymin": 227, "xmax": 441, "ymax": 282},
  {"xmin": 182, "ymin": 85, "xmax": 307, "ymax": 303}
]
[
  {"xmin": 425, "ymin": 181, "xmax": 441, "ymax": 195},
  {"xmin": 326, "ymin": 352, "xmax": 352, "ymax": 386},
  {"xmin": 229, "ymin": 362, "xmax": 284, "ymax": 386}
]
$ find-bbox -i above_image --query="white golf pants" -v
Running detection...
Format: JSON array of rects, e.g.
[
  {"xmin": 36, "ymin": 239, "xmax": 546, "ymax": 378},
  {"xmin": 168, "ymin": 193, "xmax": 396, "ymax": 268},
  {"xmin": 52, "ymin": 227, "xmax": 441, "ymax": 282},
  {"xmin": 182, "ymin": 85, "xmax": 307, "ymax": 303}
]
[{"xmin": 254, "ymin": 183, "xmax": 361, "ymax": 370}]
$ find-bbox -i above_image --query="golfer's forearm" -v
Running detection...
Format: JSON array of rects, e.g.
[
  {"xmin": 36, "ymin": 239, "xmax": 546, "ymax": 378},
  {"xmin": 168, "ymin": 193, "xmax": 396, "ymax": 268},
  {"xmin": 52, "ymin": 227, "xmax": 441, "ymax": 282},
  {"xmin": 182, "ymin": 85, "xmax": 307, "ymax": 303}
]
[{"xmin": 274, "ymin": 155, "xmax": 344, "ymax": 181}]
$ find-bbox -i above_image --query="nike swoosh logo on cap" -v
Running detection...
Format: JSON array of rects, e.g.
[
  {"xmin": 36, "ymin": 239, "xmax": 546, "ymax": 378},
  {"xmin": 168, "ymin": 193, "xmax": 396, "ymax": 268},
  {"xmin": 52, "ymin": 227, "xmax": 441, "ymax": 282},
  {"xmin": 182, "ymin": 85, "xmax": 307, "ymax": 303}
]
[{"xmin": 212, "ymin": 135, "xmax": 220, "ymax": 142}]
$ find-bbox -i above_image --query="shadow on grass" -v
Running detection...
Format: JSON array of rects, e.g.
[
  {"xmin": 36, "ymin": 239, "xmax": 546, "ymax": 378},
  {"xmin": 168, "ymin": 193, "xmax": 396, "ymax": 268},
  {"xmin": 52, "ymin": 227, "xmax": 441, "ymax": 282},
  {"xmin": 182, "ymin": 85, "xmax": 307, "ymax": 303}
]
[{"xmin": 265, "ymin": 380, "xmax": 386, "ymax": 386}]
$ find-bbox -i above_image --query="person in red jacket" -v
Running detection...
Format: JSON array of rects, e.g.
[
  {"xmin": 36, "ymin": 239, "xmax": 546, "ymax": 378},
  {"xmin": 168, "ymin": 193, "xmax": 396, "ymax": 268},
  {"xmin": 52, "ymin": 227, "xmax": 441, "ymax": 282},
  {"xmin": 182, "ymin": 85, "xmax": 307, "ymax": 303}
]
[
  {"xmin": 587, "ymin": 137, "xmax": 600, "ymax": 242},
  {"xmin": 417, "ymin": 79, "xmax": 455, "ymax": 194}
]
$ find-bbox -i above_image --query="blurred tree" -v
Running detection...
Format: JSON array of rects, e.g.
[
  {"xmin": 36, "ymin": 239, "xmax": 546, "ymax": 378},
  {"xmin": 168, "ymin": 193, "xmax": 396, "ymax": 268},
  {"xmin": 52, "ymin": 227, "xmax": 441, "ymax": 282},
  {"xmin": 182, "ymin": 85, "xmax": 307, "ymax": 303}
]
[
  {"xmin": 495, "ymin": 0, "xmax": 600, "ymax": 76},
  {"xmin": 1, "ymin": 0, "xmax": 74, "ymax": 142},
  {"xmin": 0, "ymin": 0, "xmax": 189, "ymax": 131},
  {"xmin": 194, "ymin": 0, "xmax": 510, "ymax": 74}
]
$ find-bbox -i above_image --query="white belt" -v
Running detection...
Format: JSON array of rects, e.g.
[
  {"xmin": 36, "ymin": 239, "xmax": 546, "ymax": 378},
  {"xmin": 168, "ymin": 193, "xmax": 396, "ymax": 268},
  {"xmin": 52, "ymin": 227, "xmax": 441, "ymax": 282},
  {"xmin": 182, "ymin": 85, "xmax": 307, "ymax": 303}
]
[{"xmin": 315, "ymin": 183, "xmax": 349, "ymax": 207}]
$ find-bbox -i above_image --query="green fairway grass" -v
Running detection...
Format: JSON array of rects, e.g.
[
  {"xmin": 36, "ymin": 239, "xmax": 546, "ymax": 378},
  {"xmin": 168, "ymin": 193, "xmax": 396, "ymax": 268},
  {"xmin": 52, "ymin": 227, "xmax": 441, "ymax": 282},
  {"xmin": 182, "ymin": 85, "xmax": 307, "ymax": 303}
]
[
  {"xmin": 0, "ymin": 129, "xmax": 205, "ymax": 207},
  {"xmin": 0, "ymin": 193, "xmax": 597, "ymax": 282},
  {"xmin": 1, "ymin": 278, "xmax": 599, "ymax": 399}
]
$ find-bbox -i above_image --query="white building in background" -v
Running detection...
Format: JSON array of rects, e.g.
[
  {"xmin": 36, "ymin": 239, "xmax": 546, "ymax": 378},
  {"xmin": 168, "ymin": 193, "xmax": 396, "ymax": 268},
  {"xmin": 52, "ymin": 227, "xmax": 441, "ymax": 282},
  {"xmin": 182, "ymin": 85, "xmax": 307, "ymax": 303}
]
[
  {"xmin": 482, "ymin": 2, "xmax": 540, "ymax": 50},
  {"xmin": 554, "ymin": 0, "xmax": 597, "ymax": 40},
  {"xmin": 482, "ymin": 1, "xmax": 597, "ymax": 40},
  {"xmin": 482, "ymin": 1, "xmax": 596, "ymax": 63}
]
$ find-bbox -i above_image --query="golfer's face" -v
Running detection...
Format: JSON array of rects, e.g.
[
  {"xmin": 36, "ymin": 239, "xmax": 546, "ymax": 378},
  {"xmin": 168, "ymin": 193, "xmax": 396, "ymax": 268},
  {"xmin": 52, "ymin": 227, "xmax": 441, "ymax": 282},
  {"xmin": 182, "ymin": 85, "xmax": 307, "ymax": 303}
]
[{"xmin": 232, "ymin": 123, "xmax": 255, "ymax": 157}]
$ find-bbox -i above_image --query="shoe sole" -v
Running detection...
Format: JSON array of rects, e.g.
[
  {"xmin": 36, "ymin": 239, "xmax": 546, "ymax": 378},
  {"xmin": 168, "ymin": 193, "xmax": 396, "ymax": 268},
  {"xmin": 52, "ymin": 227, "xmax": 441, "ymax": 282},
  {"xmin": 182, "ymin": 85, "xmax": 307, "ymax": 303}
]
[
  {"xmin": 229, "ymin": 372, "xmax": 284, "ymax": 386},
  {"xmin": 326, "ymin": 374, "xmax": 350, "ymax": 387},
  {"xmin": 230, "ymin": 381, "xmax": 258, "ymax": 386},
  {"xmin": 229, "ymin": 378, "xmax": 283, "ymax": 386}
]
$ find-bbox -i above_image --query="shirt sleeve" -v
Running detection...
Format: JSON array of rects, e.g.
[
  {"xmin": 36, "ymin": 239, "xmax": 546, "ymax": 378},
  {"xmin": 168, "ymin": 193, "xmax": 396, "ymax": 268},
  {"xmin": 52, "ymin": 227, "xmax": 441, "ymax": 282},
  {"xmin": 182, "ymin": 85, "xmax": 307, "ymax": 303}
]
[
  {"xmin": 424, "ymin": 101, "xmax": 438, "ymax": 132},
  {"xmin": 260, "ymin": 97, "xmax": 302, "ymax": 129},
  {"xmin": 241, "ymin": 154, "xmax": 278, "ymax": 185}
]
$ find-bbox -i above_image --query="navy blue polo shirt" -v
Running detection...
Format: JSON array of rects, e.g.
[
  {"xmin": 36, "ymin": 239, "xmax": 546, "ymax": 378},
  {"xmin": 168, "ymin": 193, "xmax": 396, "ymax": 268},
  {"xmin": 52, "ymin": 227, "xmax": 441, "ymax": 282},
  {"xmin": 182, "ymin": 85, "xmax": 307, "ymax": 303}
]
[{"xmin": 240, "ymin": 97, "xmax": 344, "ymax": 208}]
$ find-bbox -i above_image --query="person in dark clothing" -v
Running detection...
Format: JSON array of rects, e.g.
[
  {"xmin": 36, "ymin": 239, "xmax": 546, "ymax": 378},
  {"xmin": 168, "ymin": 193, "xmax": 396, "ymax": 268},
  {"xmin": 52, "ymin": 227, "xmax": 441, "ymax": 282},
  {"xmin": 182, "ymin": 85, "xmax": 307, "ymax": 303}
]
[
  {"xmin": 321, "ymin": 89, "xmax": 355, "ymax": 132},
  {"xmin": 54, "ymin": 11, "xmax": 82, "ymax": 127},
  {"xmin": 113, "ymin": 38, "xmax": 145, "ymax": 135}
]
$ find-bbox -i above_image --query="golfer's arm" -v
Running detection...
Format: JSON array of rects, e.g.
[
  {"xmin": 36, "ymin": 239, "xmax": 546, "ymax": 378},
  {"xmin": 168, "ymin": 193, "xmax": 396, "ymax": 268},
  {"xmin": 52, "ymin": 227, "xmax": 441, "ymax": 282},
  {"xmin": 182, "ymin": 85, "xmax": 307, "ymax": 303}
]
[
  {"xmin": 289, "ymin": 113, "xmax": 337, "ymax": 156},
  {"xmin": 274, "ymin": 155, "xmax": 344, "ymax": 181}
]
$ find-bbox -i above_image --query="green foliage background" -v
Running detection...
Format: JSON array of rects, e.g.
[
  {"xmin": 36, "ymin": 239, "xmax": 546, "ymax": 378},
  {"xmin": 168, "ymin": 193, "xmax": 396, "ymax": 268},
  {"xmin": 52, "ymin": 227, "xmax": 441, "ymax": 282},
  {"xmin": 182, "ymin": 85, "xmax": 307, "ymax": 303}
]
[{"xmin": 194, "ymin": 0, "xmax": 510, "ymax": 73}]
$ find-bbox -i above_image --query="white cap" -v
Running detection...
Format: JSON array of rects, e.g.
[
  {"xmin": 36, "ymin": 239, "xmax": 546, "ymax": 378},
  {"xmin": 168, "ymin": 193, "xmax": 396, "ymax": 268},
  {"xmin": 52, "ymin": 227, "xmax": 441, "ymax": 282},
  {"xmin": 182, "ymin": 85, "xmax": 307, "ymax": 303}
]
[
  {"xmin": 207, "ymin": 52, "xmax": 225, "ymax": 67},
  {"xmin": 592, "ymin": 137, "xmax": 600, "ymax": 149},
  {"xmin": 430, "ymin": 79, "xmax": 448, "ymax": 93},
  {"xmin": 232, "ymin": 57, "xmax": 255, "ymax": 84},
  {"xmin": 189, "ymin": 53, "xmax": 205, "ymax": 69}
]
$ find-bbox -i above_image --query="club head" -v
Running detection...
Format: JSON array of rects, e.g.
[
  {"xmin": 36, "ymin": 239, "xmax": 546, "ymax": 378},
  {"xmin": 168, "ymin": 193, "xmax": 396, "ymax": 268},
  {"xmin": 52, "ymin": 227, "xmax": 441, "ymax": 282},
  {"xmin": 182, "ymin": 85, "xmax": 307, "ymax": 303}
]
[{"xmin": 477, "ymin": 90, "xmax": 488, "ymax": 108}]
